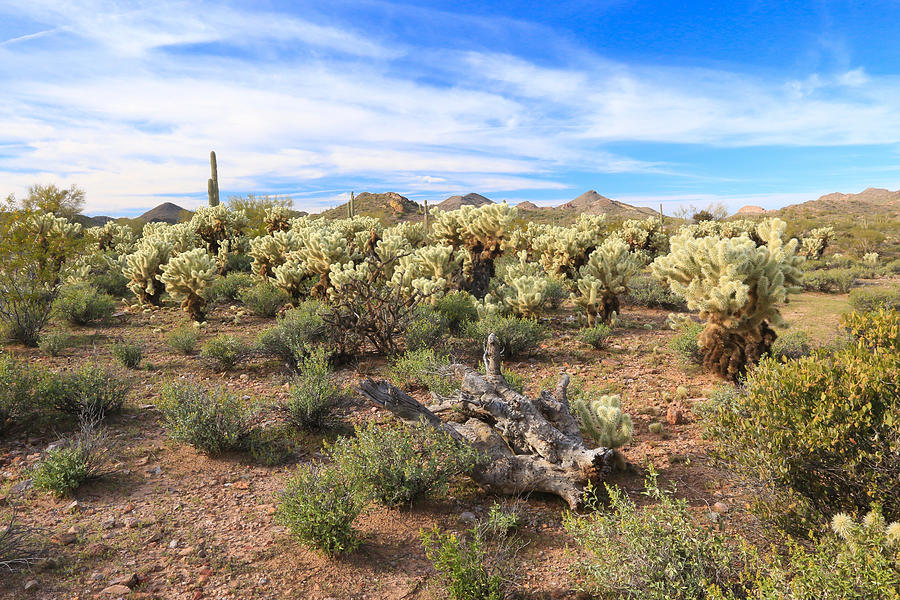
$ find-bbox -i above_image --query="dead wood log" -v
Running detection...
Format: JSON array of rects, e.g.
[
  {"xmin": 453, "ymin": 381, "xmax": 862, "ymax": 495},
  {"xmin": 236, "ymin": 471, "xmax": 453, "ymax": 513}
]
[{"xmin": 355, "ymin": 334, "xmax": 617, "ymax": 509}]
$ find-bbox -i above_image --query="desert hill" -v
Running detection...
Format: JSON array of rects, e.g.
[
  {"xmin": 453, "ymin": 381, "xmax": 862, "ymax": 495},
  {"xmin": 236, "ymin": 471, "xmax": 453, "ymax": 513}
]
[
  {"xmin": 436, "ymin": 193, "xmax": 493, "ymax": 211},
  {"xmin": 138, "ymin": 202, "xmax": 192, "ymax": 224},
  {"xmin": 319, "ymin": 192, "xmax": 422, "ymax": 224}
]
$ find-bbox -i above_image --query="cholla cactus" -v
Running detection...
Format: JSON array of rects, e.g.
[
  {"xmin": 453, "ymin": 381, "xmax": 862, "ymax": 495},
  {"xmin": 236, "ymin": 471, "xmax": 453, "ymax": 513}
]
[
  {"xmin": 610, "ymin": 217, "xmax": 669, "ymax": 262},
  {"xmin": 651, "ymin": 218, "xmax": 804, "ymax": 380},
  {"xmin": 831, "ymin": 509, "xmax": 900, "ymax": 551},
  {"xmin": 863, "ymin": 252, "xmax": 879, "ymax": 266},
  {"xmin": 86, "ymin": 222, "xmax": 136, "ymax": 253},
  {"xmin": 391, "ymin": 245, "xmax": 464, "ymax": 301},
  {"xmin": 431, "ymin": 203, "xmax": 517, "ymax": 298},
  {"xmin": 264, "ymin": 205, "xmax": 293, "ymax": 233},
  {"xmin": 122, "ymin": 239, "xmax": 172, "ymax": 306},
  {"xmin": 521, "ymin": 215, "xmax": 608, "ymax": 279},
  {"xmin": 800, "ymin": 226, "xmax": 835, "ymax": 259},
  {"xmin": 384, "ymin": 221, "xmax": 427, "ymax": 249},
  {"xmin": 142, "ymin": 222, "xmax": 197, "ymax": 253},
  {"xmin": 160, "ymin": 248, "xmax": 217, "ymax": 321},
  {"xmin": 331, "ymin": 216, "xmax": 383, "ymax": 257},
  {"xmin": 497, "ymin": 275, "xmax": 549, "ymax": 318},
  {"xmin": 249, "ymin": 230, "xmax": 302, "ymax": 277},
  {"xmin": 572, "ymin": 394, "xmax": 633, "ymax": 449},
  {"xmin": 271, "ymin": 252, "xmax": 311, "ymax": 298},
  {"xmin": 189, "ymin": 205, "xmax": 249, "ymax": 258},
  {"xmin": 298, "ymin": 227, "xmax": 350, "ymax": 297},
  {"xmin": 572, "ymin": 237, "xmax": 640, "ymax": 325}
]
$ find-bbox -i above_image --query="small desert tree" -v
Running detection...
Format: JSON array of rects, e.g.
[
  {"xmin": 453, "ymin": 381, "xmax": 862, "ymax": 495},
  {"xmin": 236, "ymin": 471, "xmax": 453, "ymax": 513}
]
[
  {"xmin": 652, "ymin": 218, "xmax": 803, "ymax": 380},
  {"xmin": 12, "ymin": 184, "xmax": 86, "ymax": 220},
  {"xmin": 160, "ymin": 248, "xmax": 218, "ymax": 321},
  {"xmin": 572, "ymin": 237, "xmax": 640, "ymax": 325}
]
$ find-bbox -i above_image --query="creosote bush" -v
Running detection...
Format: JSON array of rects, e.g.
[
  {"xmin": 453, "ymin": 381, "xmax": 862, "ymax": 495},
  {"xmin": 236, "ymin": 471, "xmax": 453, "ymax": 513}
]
[
  {"xmin": 579, "ymin": 323, "xmax": 612, "ymax": 350},
  {"xmin": 327, "ymin": 421, "xmax": 478, "ymax": 508},
  {"xmin": 52, "ymin": 283, "xmax": 117, "ymax": 325},
  {"xmin": 286, "ymin": 347, "xmax": 340, "ymax": 430},
  {"xmin": 111, "ymin": 341, "xmax": 142, "ymax": 369},
  {"xmin": 238, "ymin": 282, "xmax": 290, "ymax": 317},
  {"xmin": 404, "ymin": 305, "xmax": 449, "ymax": 352},
  {"xmin": 435, "ymin": 291, "xmax": 478, "ymax": 333},
  {"xmin": 201, "ymin": 335, "xmax": 249, "ymax": 370},
  {"xmin": 276, "ymin": 464, "xmax": 366, "ymax": 556},
  {"xmin": 159, "ymin": 384, "xmax": 256, "ymax": 455},
  {"xmin": 208, "ymin": 272, "xmax": 253, "ymax": 303},
  {"xmin": 256, "ymin": 301, "xmax": 327, "ymax": 370},
  {"xmin": 43, "ymin": 364, "xmax": 129, "ymax": 420},
  {"xmin": 464, "ymin": 313, "xmax": 546, "ymax": 357},
  {"xmin": 668, "ymin": 318, "xmax": 704, "ymax": 364},
  {"xmin": 167, "ymin": 325, "xmax": 199, "ymax": 355},
  {"xmin": 389, "ymin": 348, "xmax": 458, "ymax": 397},
  {"xmin": 848, "ymin": 286, "xmax": 900, "ymax": 312}
]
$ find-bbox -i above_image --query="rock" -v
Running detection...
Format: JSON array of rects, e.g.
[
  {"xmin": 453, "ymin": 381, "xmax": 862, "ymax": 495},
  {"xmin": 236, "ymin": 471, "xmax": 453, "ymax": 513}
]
[
  {"xmin": 101, "ymin": 583, "xmax": 132, "ymax": 595},
  {"xmin": 168, "ymin": 539, "xmax": 179, "ymax": 549},
  {"xmin": 101, "ymin": 517, "xmax": 118, "ymax": 530},
  {"xmin": 123, "ymin": 517, "xmax": 140, "ymax": 529},
  {"xmin": 64, "ymin": 500, "xmax": 80, "ymax": 513},
  {"xmin": 85, "ymin": 542, "xmax": 111, "ymax": 558},
  {"xmin": 46, "ymin": 441, "xmax": 66, "ymax": 452},
  {"xmin": 712, "ymin": 501, "xmax": 729, "ymax": 514},
  {"xmin": 24, "ymin": 580, "xmax": 39, "ymax": 591},
  {"xmin": 10, "ymin": 479, "xmax": 33, "ymax": 494},
  {"xmin": 55, "ymin": 532, "xmax": 77, "ymax": 545},
  {"xmin": 666, "ymin": 406, "xmax": 685, "ymax": 425},
  {"xmin": 460, "ymin": 511, "xmax": 477, "ymax": 524},
  {"xmin": 110, "ymin": 573, "xmax": 139, "ymax": 588}
]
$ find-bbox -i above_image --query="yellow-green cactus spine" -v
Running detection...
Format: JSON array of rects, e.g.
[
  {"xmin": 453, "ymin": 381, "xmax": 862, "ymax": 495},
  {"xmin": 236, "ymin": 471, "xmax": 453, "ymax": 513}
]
[{"xmin": 123, "ymin": 239, "xmax": 173, "ymax": 306}]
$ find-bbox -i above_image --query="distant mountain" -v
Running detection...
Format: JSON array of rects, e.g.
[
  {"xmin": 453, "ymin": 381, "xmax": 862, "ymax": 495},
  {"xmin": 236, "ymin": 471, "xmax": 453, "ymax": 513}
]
[
  {"xmin": 436, "ymin": 193, "xmax": 493, "ymax": 211},
  {"xmin": 515, "ymin": 201, "xmax": 546, "ymax": 210},
  {"xmin": 138, "ymin": 202, "xmax": 192, "ymax": 224},
  {"xmin": 736, "ymin": 205, "xmax": 767, "ymax": 216},
  {"xmin": 319, "ymin": 192, "xmax": 422, "ymax": 224},
  {"xmin": 556, "ymin": 190, "xmax": 658, "ymax": 219},
  {"xmin": 771, "ymin": 187, "xmax": 900, "ymax": 221}
]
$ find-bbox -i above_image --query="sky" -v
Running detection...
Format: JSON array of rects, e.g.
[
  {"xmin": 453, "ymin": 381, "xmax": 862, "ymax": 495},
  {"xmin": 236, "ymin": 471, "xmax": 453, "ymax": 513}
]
[{"xmin": 2, "ymin": 1, "xmax": 900, "ymax": 217}]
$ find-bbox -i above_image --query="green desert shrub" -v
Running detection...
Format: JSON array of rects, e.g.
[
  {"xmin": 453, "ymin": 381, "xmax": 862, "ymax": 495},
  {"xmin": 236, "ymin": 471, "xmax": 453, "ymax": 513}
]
[
  {"xmin": 42, "ymin": 364, "xmax": 129, "ymax": 419},
  {"xmin": 389, "ymin": 348, "xmax": 458, "ymax": 397},
  {"xmin": 625, "ymin": 274, "xmax": 687, "ymax": 310},
  {"xmin": 38, "ymin": 332, "xmax": 68, "ymax": 357},
  {"xmin": 52, "ymin": 283, "xmax": 116, "ymax": 325},
  {"xmin": 404, "ymin": 305, "xmax": 449, "ymax": 352},
  {"xmin": 208, "ymin": 272, "xmax": 253, "ymax": 303},
  {"xmin": 286, "ymin": 348, "xmax": 340, "ymax": 430},
  {"xmin": 276, "ymin": 464, "xmax": 366, "ymax": 556},
  {"xmin": 770, "ymin": 329, "xmax": 813, "ymax": 360},
  {"xmin": 669, "ymin": 319, "xmax": 704, "ymax": 364},
  {"xmin": 244, "ymin": 424, "xmax": 299, "ymax": 466},
  {"xmin": 464, "ymin": 313, "xmax": 546, "ymax": 357},
  {"xmin": 256, "ymin": 301, "xmax": 326, "ymax": 370},
  {"xmin": 841, "ymin": 308, "xmax": 900, "ymax": 351},
  {"xmin": 238, "ymin": 282, "xmax": 290, "ymax": 317},
  {"xmin": 159, "ymin": 384, "xmax": 255, "ymax": 455},
  {"xmin": 0, "ymin": 353, "xmax": 43, "ymax": 429},
  {"xmin": 802, "ymin": 267, "xmax": 856, "ymax": 293},
  {"xmin": 166, "ymin": 325, "xmax": 199, "ymax": 355},
  {"xmin": 201, "ymin": 335, "xmax": 250, "ymax": 370},
  {"xmin": 848, "ymin": 286, "xmax": 900, "ymax": 312},
  {"xmin": 32, "ymin": 420, "xmax": 111, "ymax": 497},
  {"xmin": 111, "ymin": 341, "xmax": 142, "ymax": 369},
  {"xmin": 543, "ymin": 278, "xmax": 568, "ymax": 309},
  {"xmin": 579, "ymin": 323, "xmax": 613, "ymax": 349},
  {"xmin": 327, "ymin": 421, "xmax": 478, "ymax": 508},
  {"xmin": 435, "ymin": 291, "xmax": 478, "ymax": 333},
  {"xmin": 421, "ymin": 526, "xmax": 508, "ymax": 600},
  {"xmin": 563, "ymin": 471, "xmax": 750, "ymax": 600},
  {"xmin": 701, "ymin": 336, "xmax": 900, "ymax": 522}
]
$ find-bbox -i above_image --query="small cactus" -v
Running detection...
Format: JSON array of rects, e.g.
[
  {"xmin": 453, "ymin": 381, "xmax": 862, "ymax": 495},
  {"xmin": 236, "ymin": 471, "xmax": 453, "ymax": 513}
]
[{"xmin": 572, "ymin": 394, "xmax": 634, "ymax": 449}]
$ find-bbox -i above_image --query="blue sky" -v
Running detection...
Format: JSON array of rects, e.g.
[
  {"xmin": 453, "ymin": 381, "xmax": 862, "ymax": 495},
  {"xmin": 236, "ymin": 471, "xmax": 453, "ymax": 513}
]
[{"xmin": 2, "ymin": 1, "xmax": 900, "ymax": 216}]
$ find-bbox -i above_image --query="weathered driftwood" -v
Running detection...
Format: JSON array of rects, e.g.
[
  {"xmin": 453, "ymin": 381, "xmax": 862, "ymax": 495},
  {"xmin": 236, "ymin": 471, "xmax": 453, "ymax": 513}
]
[{"xmin": 355, "ymin": 334, "xmax": 617, "ymax": 509}]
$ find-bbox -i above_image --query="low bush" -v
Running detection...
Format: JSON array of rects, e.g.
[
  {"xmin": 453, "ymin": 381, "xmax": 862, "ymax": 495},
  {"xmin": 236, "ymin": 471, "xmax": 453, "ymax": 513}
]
[
  {"xmin": 52, "ymin": 283, "xmax": 116, "ymax": 326},
  {"xmin": 238, "ymin": 282, "xmax": 290, "ymax": 317},
  {"xmin": 201, "ymin": 335, "xmax": 250, "ymax": 370},
  {"xmin": 802, "ymin": 267, "xmax": 856, "ymax": 293},
  {"xmin": 543, "ymin": 278, "xmax": 568, "ymax": 309},
  {"xmin": 625, "ymin": 274, "xmax": 687, "ymax": 310},
  {"xmin": 286, "ymin": 347, "xmax": 340, "ymax": 430},
  {"xmin": 167, "ymin": 325, "xmax": 199, "ymax": 355},
  {"xmin": 159, "ymin": 384, "xmax": 255, "ymax": 455},
  {"xmin": 111, "ymin": 341, "xmax": 142, "ymax": 369},
  {"xmin": 38, "ymin": 332, "xmax": 68, "ymax": 357},
  {"xmin": 421, "ymin": 526, "xmax": 509, "ymax": 600},
  {"xmin": 43, "ymin": 364, "xmax": 129, "ymax": 419},
  {"xmin": 257, "ymin": 301, "xmax": 326, "ymax": 370},
  {"xmin": 208, "ymin": 272, "xmax": 254, "ymax": 303},
  {"xmin": 463, "ymin": 314, "xmax": 546, "ymax": 357},
  {"xmin": 770, "ymin": 329, "xmax": 813, "ymax": 360},
  {"xmin": 669, "ymin": 319, "xmax": 704, "ymax": 364},
  {"xmin": 563, "ymin": 471, "xmax": 750, "ymax": 600},
  {"xmin": 841, "ymin": 308, "xmax": 900, "ymax": 351},
  {"xmin": 848, "ymin": 286, "xmax": 900, "ymax": 312},
  {"xmin": 327, "ymin": 421, "xmax": 478, "ymax": 508},
  {"xmin": 0, "ymin": 510, "xmax": 45, "ymax": 572},
  {"xmin": 32, "ymin": 419, "xmax": 112, "ymax": 497},
  {"xmin": 276, "ymin": 464, "xmax": 366, "ymax": 556},
  {"xmin": 435, "ymin": 291, "xmax": 478, "ymax": 333},
  {"xmin": 579, "ymin": 323, "xmax": 612, "ymax": 349},
  {"xmin": 244, "ymin": 424, "xmax": 299, "ymax": 466},
  {"xmin": 389, "ymin": 349, "xmax": 458, "ymax": 397},
  {"xmin": 404, "ymin": 305, "xmax": 449, "ymax": 352},
  {"xmin": 700, "ymin": 333, "xmax": 900, "ymax": 522},
  {"xmin": 0, "ymin": 353, "xmax": 41, "ymax": 429},
  {"xmin": 484, "ymin": 502, "xmax": 521, "ymax": 538}
]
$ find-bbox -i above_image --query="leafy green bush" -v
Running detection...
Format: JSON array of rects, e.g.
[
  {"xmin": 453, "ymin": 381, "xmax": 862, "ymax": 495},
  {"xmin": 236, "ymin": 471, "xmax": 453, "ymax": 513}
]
[
  {"xmin": 244, "ymin": 424, "xmax": 299, "ymax": 466},
  {"xmin": 848, "ymin": 286, "xmax": 900, "ymax": 312},
  {"xmin": 208, "ymin": 272, "xmax": 254, "ymax": 303},
  {"xmin": 287, "ymin": 348, "xmax": 340, "ymax": 429},
  {"xmin": 802, "ymin": 267, "xmax": 856, "ymax": 293},
  {"xmin": 669, "ymin": 319, "xmax": 704, "ymax": 364},
  {"xmin": 52, "ymin": 283, "xmax": 117, "ymax": 326},
  {"xmin": 464, "ymin": 314, "xmax": 546, "ymax": 357},
  {"xmin": 700, "ymin": 340, "xmax": 900, "ymax": 521},
  {"xmin": 166, "ymin": 325, "xmax": 199, "ymax": 355},
  {"xmin": 0, "ymin": 353, "xmax": 42, "ymax": 429},
  {"xmin": 770, "ymin": 329, "xmax": 813, "ymax": 360},
  {"xmin": 32, "ymin": 420, "xmax": 111, "ymax": 497},
  {"xmin": 238, "ymin": 282, "xmax": 290, "ymax": 317},
  {"xmin": 389, "ymin": 348, "xmax": 458, "ymax": 397},
  {"xmin": 841, "ymin": 308, "xmax": 900, "ymax": 351},
  {"xmin": 159, "ymin": 384, "xmax": 255, "ymax": 455},
  {"xmin": 625, "ymin": 274, "xmax": 687, "ymax": 310},
  {"xmin": 38, "ymin": 332, "xmax": 68, "ymax": 357},
  {"xmin": 563, "ymin": 471, "xmax": 749, "ymax": 600},
  {"xmin": 485, "ymin": 502, "xmax": 520, "ymax": 538},
  {"xmin": 201, "ymin": 335, "xmax": 249, "ymax": 370},
  {"xmin": 404, "ymin": 305, "xmax": 449, "ymax": 352},
  {"xmin": 276, "ymin": 464, "xmax": 366, "ymax": 556},
  {"xmin": 257, "ymin": 301, "xmax": 326, "ymax": 370},
  {"xmin": 421, "ymin": 526, "xmax": 507, "ymax": 600},
  {"xmin": 111, "ymin": 341, "xmax": 142, "ymax": 369},
  {"xmin": 579, "ymin": 323, "xmax": 613, "ymax": 349},
  {"xmin": 327, "ymin": 421, "xmax": 478, "ymax": 508},
  {"xmin": 43, "ymin": 364, "xmax": 128, "ymax": 419},
  {"xmin": 543, "ymin": 278, "xmax": 568, "ymax": 309},
  {"xmin": 435, "ymin": 291, "xmax": 478, "ymax": 333}
]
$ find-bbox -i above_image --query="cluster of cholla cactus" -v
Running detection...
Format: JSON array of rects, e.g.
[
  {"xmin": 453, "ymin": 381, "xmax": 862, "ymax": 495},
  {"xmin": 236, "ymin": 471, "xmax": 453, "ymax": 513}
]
[
  {"xmin": 249, "ymin": 229, "xmax": 302, "ymax": 278},
  {"xmin": 86, "ymin": 222, "xmax": 136, "ymax": 253},
  {"xmin": 609, "ymin": 216, "xmax": 669, "ymax": 263},
  {"xmin": 431, "ymin": 203, "xmax": 517, "ymax": 298},
  {"xmin": 800, "ymin": 226, "xmax": 835, "ymax": 259},
  {"xmin": 652, "ymin": 218, "xmax": 804, "ymax": 380},
  {"xmin": 122, "ymin": 238, "xmax": 172, "ymax": 306},
  {"xmin": 572, "ymin": 394, "xmax": 634, "ymax": 449},
  {"xmin": 264, "ymin": 205, "xmax": 293, "ymax": 233},
  {"xmin": 189, "ymin": 205, "xmax": 249, "ymax": 266},
  {"xmin": 572, "ymin": 237, "xmax": 640, "ymax": 325},
  {"xmin": 391, "ymin": 244, "xmax": 464, "ymax": 301},
  {"xmin": 863, "ymin": 252, "xmax": 880, "ymax": 266},
  {"xmin": 160, "ymin": 248, "xmax": 217, "ymax": 321},
  {"xmin": 509, "ymin": 214, "xmax": 607, "ymax": 279}
]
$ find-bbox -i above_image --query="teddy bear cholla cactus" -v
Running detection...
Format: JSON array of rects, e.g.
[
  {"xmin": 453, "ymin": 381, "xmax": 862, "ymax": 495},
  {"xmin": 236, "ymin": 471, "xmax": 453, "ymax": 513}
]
[
  {"xmin": 160, "ymin": 248, "xmax": 217, "ymax": 321},
  {"xmin": 572, "ymin": 237, "xmax": 640, "ymax": 326},
  {"xmin": 651, "ymin": 218, "xmax": 803, "ymax": 380},
  {"xmin": 249, "ymin": 230, "xmax": 302, "ymax": 278},
  {"xmin": 800, "ymin": 226, "xmax": 835, "ymax": 259},
  {"xmin": 572, "ymin": 394, "xmax": 633, "ymax": 449},
  {"xmin": 511, "ymin": 214, "xmax": 608, "ymax": 279},
  {"xmin": 122, "ymin": 239, "xmax": 172, "ymax": 306},
  {"xmin": 263, "ymin": 205, "xmax": 293, "ymax": 233}
]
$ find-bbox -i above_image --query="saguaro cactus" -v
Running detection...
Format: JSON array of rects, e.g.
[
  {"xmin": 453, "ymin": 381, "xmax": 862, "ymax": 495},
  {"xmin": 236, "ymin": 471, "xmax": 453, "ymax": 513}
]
[{"xmin": 208, "ymin": 150, "xmax": 219, "ymax": 207}]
